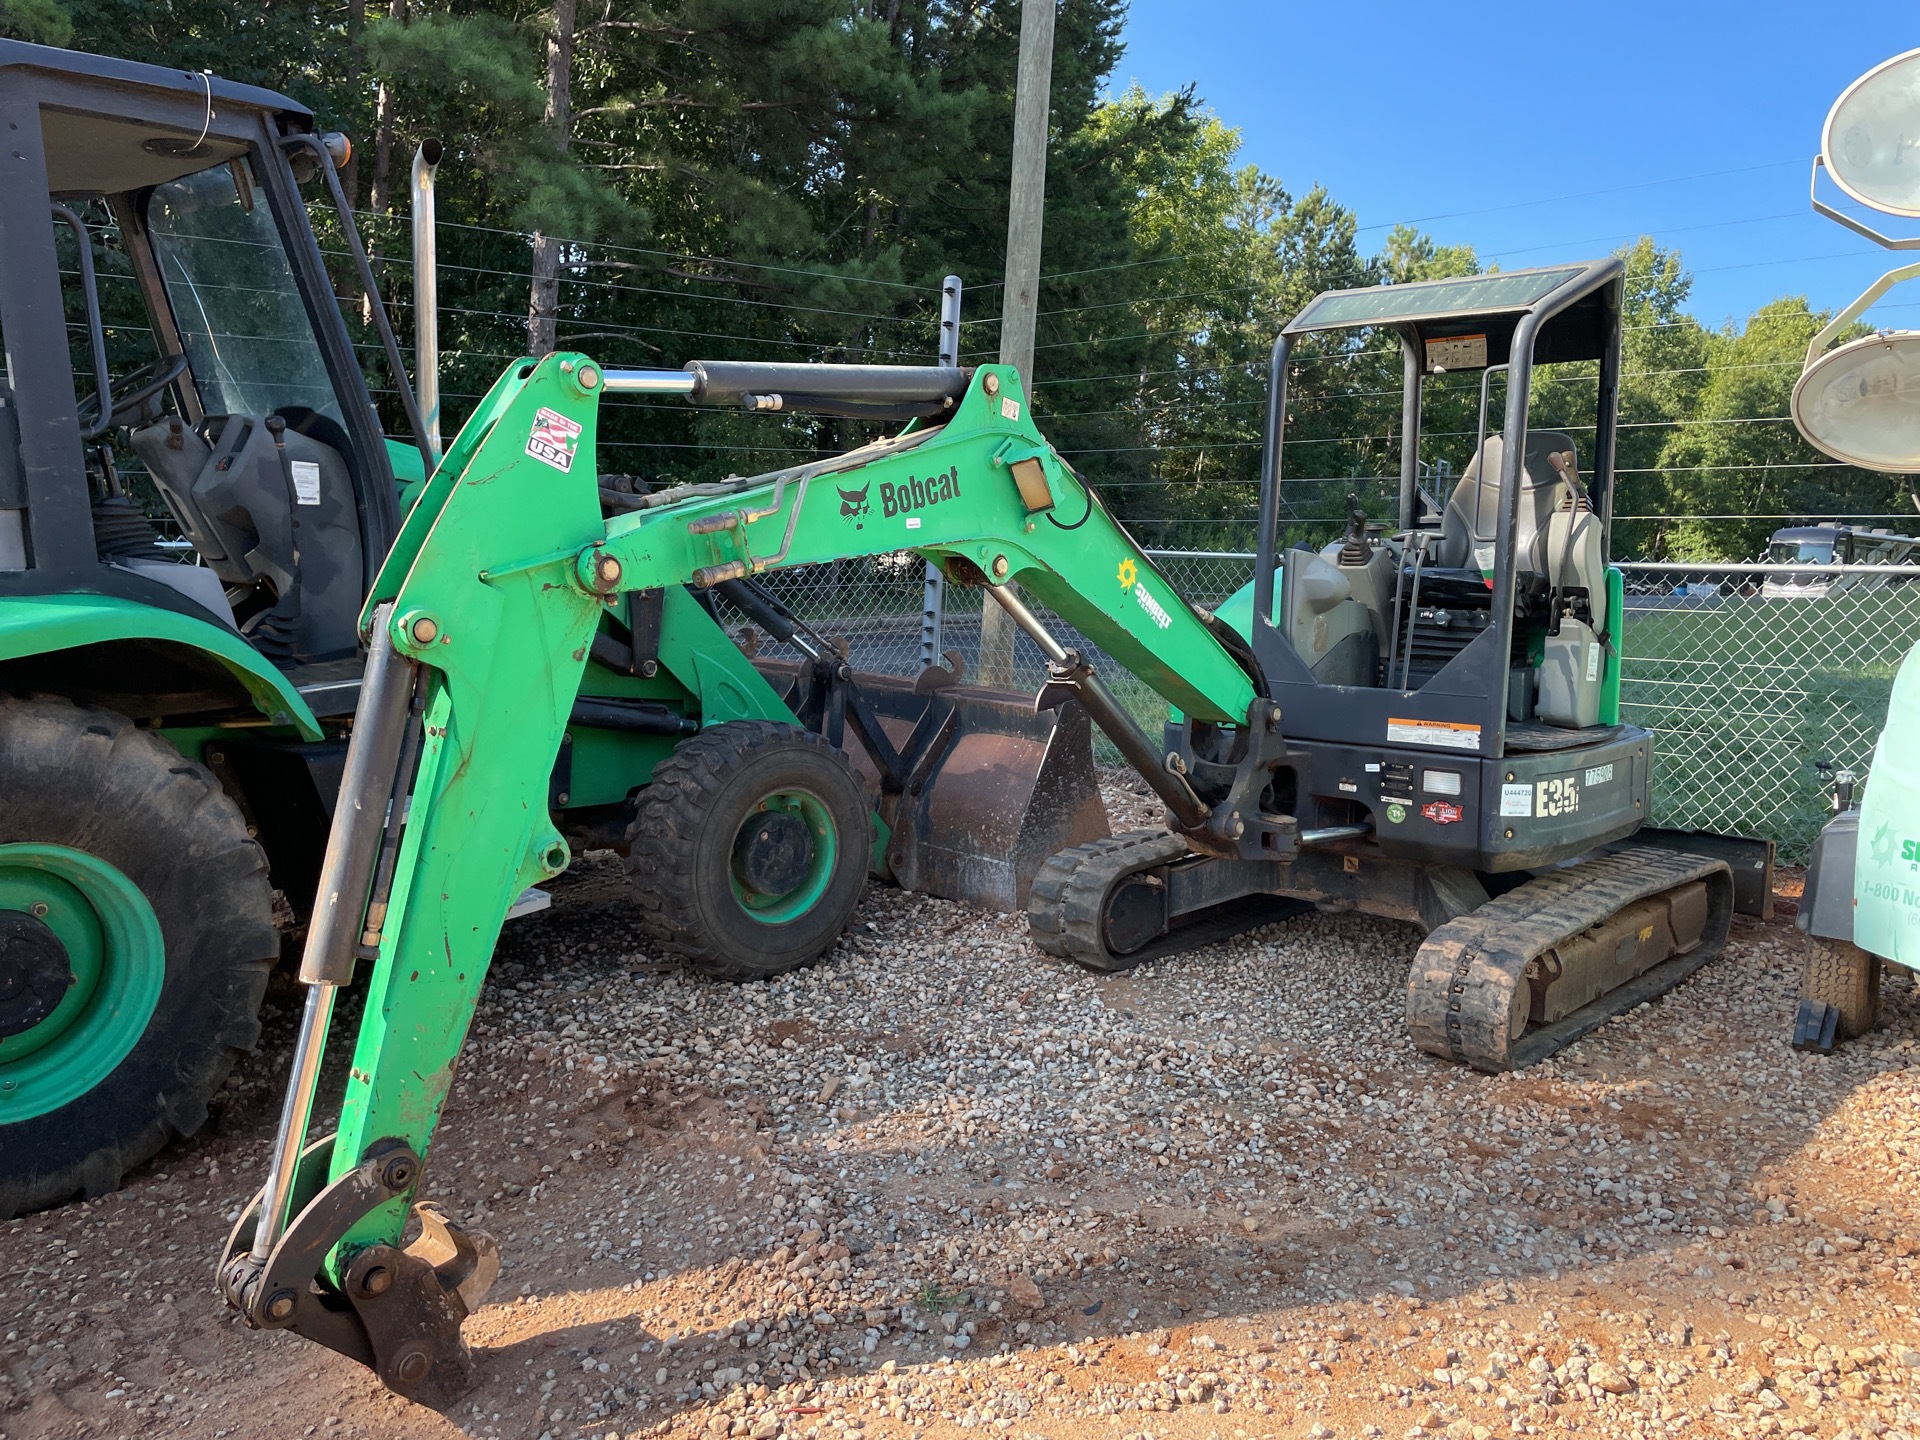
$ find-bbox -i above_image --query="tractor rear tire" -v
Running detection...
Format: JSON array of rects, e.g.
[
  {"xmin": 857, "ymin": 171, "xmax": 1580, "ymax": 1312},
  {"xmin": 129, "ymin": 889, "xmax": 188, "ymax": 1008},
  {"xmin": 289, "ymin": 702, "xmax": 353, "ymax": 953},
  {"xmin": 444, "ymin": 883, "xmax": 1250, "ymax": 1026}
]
[
  {"xmin": 623, "ymin": 721, "xmax": 870, "ymax": 981},
  {"xmin": 1799, "ymin": 934, "xmax": 1883, "ymax": 1042},
  {"xmin": 0, "ymin": 696, "xmax": 277, "ymax": 1217}
]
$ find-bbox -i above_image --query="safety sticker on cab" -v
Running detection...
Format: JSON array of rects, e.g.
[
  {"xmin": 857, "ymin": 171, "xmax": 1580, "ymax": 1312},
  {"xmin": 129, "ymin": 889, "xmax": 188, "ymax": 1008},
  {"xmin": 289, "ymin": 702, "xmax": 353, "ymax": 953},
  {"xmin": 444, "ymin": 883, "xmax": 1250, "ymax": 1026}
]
[{"xmin": 526, "ymin": 407, "xmax": 583, "ymax": 472}]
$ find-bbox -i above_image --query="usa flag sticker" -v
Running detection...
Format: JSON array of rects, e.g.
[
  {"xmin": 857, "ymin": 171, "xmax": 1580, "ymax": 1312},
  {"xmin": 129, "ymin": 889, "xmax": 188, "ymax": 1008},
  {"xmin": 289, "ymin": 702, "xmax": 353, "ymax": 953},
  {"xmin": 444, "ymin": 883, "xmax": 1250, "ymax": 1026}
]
[{"xmin": 526, "ymin": 407, "xmax": 583, "ymax": 472}]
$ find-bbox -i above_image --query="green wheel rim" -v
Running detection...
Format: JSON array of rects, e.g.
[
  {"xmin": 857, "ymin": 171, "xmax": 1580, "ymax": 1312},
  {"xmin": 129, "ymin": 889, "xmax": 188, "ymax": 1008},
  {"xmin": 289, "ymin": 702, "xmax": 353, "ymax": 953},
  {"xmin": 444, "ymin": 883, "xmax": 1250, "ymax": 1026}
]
[
  {"xmin": 0, "ymin": 844, "xmax": 165, "ymax": 1123},
  {"xmin": 728, "ymin": 790, "xmax": 837, "ymax": 925}
]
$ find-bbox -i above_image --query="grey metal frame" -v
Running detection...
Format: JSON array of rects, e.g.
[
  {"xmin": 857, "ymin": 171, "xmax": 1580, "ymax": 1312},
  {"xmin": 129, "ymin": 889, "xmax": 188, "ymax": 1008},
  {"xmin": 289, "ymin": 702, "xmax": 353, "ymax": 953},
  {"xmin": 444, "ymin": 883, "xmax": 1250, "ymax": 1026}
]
[{"xmin": 1251, "ymin": 258, "xmax": 1626, "ymax": 761}]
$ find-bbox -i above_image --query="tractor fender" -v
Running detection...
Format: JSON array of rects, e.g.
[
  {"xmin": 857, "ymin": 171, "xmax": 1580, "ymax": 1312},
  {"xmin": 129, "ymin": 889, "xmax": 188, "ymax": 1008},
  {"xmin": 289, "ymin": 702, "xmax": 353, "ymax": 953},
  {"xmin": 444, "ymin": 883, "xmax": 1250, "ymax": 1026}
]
[
  {"xmin": 1797, "ymin": 808, "xmax": 1858, "ymax": 944},
  {"xmin": 0, "ymin": 593, "xmax": 322, "ymax": 739}
]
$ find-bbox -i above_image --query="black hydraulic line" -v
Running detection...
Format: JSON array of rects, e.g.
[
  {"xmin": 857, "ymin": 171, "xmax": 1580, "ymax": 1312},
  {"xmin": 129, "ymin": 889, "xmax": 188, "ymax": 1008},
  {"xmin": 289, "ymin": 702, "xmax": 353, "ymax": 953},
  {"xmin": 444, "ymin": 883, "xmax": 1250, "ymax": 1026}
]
[
  {"xmin": 568, "ymin": 697, "xmax": 699, "ymax": 737},
  {"xmin": 298, "ymin": 607, "xmax": 419, "ymax": 987},
  {"xmin": 1070, "ymin": 659, "xmax": 1210, "ymax": 830},
  {"xmin": 712, "ymin": 577, "xmax": 828, "ymax": 659},
  {"xmin": 589, "ymin": 629, "xmax": 637, "ymax": 674},
  {"xmin": 685, "ymin": 360, "xmax": 970, "ymax": 417}
]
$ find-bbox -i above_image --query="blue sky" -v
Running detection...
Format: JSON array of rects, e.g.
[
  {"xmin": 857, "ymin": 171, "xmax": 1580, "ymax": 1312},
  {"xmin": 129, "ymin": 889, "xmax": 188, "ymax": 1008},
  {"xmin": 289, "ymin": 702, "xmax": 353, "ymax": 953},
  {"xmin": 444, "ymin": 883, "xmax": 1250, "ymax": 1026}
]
[{"xmin": 1110, "ymin": 2, "xmax": 1917, "ymax": 331}]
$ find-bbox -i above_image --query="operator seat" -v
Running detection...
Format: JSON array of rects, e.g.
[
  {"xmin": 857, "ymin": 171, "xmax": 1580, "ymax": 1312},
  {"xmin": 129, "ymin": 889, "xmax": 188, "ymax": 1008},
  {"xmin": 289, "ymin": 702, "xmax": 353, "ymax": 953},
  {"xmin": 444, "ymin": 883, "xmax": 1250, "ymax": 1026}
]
[
  {"xmin": 130, "ymin": 409, "xmax": 364, "ymax": 665},
  {"xmin": 1433, "ymin": 430, "xmax": 1580, "ymax": 578}
]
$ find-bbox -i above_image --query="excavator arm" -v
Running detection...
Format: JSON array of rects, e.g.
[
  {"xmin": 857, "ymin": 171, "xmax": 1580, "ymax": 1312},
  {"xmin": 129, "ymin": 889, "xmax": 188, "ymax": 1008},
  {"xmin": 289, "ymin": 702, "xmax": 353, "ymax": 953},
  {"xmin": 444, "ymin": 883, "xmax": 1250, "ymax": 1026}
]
[{"xmin": 220, "ymin": 353, "xmax": 1265, "ymax": 1404}]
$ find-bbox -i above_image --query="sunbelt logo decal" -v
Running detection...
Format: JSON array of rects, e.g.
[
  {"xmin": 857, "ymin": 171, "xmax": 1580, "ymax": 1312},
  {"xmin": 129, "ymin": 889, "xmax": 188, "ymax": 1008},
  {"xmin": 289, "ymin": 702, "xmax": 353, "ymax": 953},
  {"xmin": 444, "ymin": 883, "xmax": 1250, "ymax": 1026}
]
[
  {"xmin": 1871, "ymin": 822, "xmax": 1920, "ymax": 868},
  {"xmin": 1116, "ymin": 557, "xmax": 1173, "ymax": 630}
]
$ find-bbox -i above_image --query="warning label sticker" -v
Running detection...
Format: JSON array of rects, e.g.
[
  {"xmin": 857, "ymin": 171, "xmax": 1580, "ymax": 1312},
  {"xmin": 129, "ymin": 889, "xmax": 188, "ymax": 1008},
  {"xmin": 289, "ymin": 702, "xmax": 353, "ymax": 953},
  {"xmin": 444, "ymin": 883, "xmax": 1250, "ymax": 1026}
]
[
  {"xmin": 1387, "ymin": 717, "xmax": 1482, "ymax": 752},
  {"xmin": 1499, "ymin": 783, "xmax": 1532, "ymax": 817},
  {"xmin": 1425, "ymin": 333, "xmax": 1487, "ymax": 371},
  {"xmin": 526, "ymin": 407, "xmax": 583, "ymax": 472},
  {"xmin": 290, "ymin": 459, "xmax": 321, "ymax": 505}
]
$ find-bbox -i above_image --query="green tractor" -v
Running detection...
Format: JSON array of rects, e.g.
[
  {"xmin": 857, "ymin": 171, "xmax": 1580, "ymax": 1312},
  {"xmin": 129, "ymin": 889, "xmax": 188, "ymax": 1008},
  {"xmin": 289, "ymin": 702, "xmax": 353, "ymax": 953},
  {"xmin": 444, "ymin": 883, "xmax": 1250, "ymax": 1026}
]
[
  {"xmin": 0, "ymin": 41, "xmax": 425, "ymax": 1215},
  {"xmin": 0, "ymin": 40, "xmax": 1096, "ymax": 1215}
]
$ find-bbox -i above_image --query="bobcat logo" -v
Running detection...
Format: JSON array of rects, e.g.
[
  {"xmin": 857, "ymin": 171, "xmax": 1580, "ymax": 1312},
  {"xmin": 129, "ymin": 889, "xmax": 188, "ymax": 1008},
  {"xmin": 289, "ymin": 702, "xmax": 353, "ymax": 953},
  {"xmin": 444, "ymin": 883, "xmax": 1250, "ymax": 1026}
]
[{"xmin": 837, "ymin": 481, "xmax": 871, "ymax": 530}]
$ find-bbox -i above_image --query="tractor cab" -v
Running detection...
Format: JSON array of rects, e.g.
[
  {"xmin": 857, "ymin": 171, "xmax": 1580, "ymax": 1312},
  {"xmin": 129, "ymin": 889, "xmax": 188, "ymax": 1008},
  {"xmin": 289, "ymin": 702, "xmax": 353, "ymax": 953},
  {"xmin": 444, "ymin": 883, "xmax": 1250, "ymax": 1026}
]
[
  {"xmin": 1218, "ymin": 259, "xmax": 1639, "ymax": 872},
  {"xmin": 0, "ymin": 41, "xmax": 423, "ymax": 705}
]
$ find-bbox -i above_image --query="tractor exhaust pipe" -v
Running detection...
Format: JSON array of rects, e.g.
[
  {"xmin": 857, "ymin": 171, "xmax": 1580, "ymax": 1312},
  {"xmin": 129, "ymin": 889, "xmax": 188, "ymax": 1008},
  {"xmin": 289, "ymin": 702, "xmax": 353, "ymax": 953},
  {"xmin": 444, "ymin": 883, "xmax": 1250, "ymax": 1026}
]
[{"xmin": 411, "ymin": 140, "xmax": 443, "ymax": 458}]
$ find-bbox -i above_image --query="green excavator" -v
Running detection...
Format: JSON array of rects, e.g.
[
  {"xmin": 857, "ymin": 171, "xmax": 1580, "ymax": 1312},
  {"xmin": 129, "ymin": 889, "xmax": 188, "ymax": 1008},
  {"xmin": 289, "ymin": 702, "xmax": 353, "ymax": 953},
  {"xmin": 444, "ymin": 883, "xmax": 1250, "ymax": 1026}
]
[{"xmin": 220, "ymin": 257, "xmax": 1768, "ymax": 1405}]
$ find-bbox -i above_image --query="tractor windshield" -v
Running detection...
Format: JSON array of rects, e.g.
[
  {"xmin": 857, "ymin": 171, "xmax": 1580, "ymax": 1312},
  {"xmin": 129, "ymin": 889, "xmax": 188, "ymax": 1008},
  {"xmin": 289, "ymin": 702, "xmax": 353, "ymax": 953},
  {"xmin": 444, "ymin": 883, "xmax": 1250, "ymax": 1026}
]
[{"xmin": 146, "ymin": 159, "xmax": 344, "ymax": 424}]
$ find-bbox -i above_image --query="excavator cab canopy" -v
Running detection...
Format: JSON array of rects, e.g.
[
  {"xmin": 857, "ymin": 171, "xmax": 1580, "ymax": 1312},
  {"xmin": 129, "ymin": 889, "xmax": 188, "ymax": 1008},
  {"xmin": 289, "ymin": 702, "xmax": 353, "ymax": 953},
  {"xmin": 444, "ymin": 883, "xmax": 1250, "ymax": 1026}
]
[{"xmin": 1250, "ymin": 259, "xmax": 1626, "ymax": 765}]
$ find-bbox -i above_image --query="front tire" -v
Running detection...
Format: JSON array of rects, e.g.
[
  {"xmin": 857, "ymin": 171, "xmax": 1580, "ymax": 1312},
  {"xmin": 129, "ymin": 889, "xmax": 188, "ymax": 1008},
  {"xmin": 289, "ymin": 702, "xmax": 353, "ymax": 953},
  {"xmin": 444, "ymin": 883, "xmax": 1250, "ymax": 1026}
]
[
  {"xmin": 1800, "ymin": 934, "xmax": 1883, "ymax": 1042},
  {"xmin": 0, "ymin": 696, "xmax": 276, "ymax": 1216},
  {"xmin": 623, "ymin": 721, "xmax": 870, "ymax": 980}
]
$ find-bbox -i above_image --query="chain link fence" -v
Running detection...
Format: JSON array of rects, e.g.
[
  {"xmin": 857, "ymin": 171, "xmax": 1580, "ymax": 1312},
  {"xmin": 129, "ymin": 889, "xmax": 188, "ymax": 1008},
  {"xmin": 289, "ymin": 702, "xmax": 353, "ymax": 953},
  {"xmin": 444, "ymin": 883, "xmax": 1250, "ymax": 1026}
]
[
  {"xmin": 764, "ymin": 552, "xmax": 1920, "ymax": 864},
  {"xmin": 1616, "ymin": 563, "xmax": 1920, "ymax": 862}
]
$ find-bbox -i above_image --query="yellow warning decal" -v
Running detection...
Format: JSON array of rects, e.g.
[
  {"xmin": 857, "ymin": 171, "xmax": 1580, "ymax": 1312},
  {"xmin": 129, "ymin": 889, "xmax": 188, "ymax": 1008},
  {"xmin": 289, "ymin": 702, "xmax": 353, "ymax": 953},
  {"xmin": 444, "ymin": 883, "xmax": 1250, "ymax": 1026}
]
[{"xmin": 1386, "ymin": 717, "xmax": 1482, "ymax": 752}]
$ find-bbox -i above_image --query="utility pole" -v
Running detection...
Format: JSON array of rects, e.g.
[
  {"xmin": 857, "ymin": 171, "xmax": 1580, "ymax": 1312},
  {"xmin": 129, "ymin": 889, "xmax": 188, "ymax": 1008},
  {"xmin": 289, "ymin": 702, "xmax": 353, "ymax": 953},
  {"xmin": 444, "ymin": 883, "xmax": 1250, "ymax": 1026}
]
[{"xmin": 978, "ymin": 0, "xmax": 1055, "ymax": 687}]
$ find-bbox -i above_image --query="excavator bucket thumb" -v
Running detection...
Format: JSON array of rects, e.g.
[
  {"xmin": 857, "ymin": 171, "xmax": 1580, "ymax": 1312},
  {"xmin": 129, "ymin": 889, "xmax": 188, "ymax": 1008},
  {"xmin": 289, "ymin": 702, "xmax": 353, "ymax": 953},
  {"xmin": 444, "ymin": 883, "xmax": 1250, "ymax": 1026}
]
[{"xmin": 760, "ymin": 660, "xmax": 1111, "ymax": 911}]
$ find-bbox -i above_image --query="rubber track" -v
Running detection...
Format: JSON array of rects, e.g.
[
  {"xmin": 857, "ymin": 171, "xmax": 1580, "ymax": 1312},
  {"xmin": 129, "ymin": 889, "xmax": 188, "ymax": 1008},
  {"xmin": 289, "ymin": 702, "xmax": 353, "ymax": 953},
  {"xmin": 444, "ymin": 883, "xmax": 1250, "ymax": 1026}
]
[
  {"xmin": 1027, "ymin": 830, "xmax": 1309, "ymax": 973},
  {"xmin": 1406, "ymin": 845, "xmax": 1733, "ymax": 1073}
]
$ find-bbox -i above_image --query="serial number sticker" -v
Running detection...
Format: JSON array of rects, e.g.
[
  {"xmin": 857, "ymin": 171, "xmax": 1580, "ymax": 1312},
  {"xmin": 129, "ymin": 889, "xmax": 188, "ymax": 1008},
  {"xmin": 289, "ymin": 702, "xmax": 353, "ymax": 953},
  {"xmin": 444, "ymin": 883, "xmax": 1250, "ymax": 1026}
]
[
  {"xmin": 1000, "ymin": 397, "xmax": 1022, "ymax": 422},
  {"xmin": 525, "ymin": 406, "xmax": 583, "ymax": 472},
  {"xmin": 1536, "ymin": 775, "xmax": 1581, "ymax": 818},
  {"xmin": 1499, "ymin": 783, "xmax": 1532, "ymax": 817},
  {"xmin": 1387, "ymin": 717, "xmax": 1482, "ymax": 752},
  {"xmin": 1585, "ymin": 642, "xmax": 1603, "ymax": 682},
  {"xmin": 905, "ymin": 516, "xmax": 922, "ymax": 529},
  {"xmin": 1583, "ymin": 762, "xmax": 1615, "ymax": 787},
  {"xmin": 290, "ymin": 459, "xmax": 322, "ymax": 505}
]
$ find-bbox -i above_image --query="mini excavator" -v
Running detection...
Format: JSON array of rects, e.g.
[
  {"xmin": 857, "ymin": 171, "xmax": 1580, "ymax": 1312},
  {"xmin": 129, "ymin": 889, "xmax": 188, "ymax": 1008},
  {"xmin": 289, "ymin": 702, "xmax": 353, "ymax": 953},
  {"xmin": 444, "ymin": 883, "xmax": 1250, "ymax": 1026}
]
[{"xmin": 223, "ymin": 258, "xmax": 1762, "ymax": 1404}]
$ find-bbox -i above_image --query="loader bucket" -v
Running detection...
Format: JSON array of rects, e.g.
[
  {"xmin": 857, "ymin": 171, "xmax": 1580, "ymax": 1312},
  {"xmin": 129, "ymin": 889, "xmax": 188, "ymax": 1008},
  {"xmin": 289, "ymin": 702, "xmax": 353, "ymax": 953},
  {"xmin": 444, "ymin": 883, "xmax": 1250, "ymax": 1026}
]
[{"xmin": 754, "ymin": 662, "xmax": 1110, "ymax": 911}]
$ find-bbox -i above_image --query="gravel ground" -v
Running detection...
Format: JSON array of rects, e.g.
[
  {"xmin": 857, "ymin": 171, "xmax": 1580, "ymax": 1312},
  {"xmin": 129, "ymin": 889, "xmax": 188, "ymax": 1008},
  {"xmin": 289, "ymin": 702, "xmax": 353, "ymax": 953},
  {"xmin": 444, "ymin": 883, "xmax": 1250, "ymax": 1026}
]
[{"xmin": 4, "ymin": 773, "xmax": 1919, "ymax": 1440}]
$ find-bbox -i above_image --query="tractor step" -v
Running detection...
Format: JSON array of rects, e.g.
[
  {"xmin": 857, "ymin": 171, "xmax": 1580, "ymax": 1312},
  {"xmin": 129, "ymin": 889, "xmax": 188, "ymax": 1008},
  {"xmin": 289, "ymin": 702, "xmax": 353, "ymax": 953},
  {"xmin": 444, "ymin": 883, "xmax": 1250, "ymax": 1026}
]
[{"xmin": 1405, "ymin": 846, "xmax": 1735, "ymax": 1072}]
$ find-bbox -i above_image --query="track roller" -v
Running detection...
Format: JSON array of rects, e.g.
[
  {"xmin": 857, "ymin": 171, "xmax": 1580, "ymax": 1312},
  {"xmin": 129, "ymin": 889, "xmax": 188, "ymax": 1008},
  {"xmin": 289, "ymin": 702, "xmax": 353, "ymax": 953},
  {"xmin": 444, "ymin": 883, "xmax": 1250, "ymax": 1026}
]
[{"xmin": 1406, "ymin": 846, "xmax": 1734, "ymax": 1072}]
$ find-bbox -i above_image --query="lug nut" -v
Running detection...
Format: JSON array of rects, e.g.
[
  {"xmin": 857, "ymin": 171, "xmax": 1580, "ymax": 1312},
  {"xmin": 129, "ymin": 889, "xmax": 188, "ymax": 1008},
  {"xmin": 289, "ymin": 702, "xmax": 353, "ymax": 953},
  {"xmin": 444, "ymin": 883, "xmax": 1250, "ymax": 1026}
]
[
  {"xmin": 991, "ymin": 555, "xmax": 1009, "ymax": 579},
  {"xmin": 379, "ymin": 1154, "xmax": 416, "ymax": 1191}
]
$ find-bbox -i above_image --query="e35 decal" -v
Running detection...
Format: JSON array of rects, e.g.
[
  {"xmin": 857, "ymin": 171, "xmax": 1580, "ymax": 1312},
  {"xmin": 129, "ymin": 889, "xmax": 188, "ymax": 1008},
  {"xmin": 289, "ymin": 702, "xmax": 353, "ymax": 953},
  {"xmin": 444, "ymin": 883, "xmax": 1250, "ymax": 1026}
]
[{"xmin": 1535, "ymin": 775, "xmax": 1580, "ymax": 818}]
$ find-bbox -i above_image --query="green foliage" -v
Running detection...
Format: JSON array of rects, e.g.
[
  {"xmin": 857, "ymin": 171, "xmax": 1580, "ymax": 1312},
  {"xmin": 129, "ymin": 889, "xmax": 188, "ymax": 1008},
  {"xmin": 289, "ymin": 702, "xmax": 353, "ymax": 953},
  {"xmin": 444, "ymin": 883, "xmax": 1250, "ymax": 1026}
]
[
  {"xmin": 0, "ymin": 0, "xmax": 71, "ymax": 45},
  {"xmin": 48, "ymin": 0, "xmax": 1917, "ymax": 555}
]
